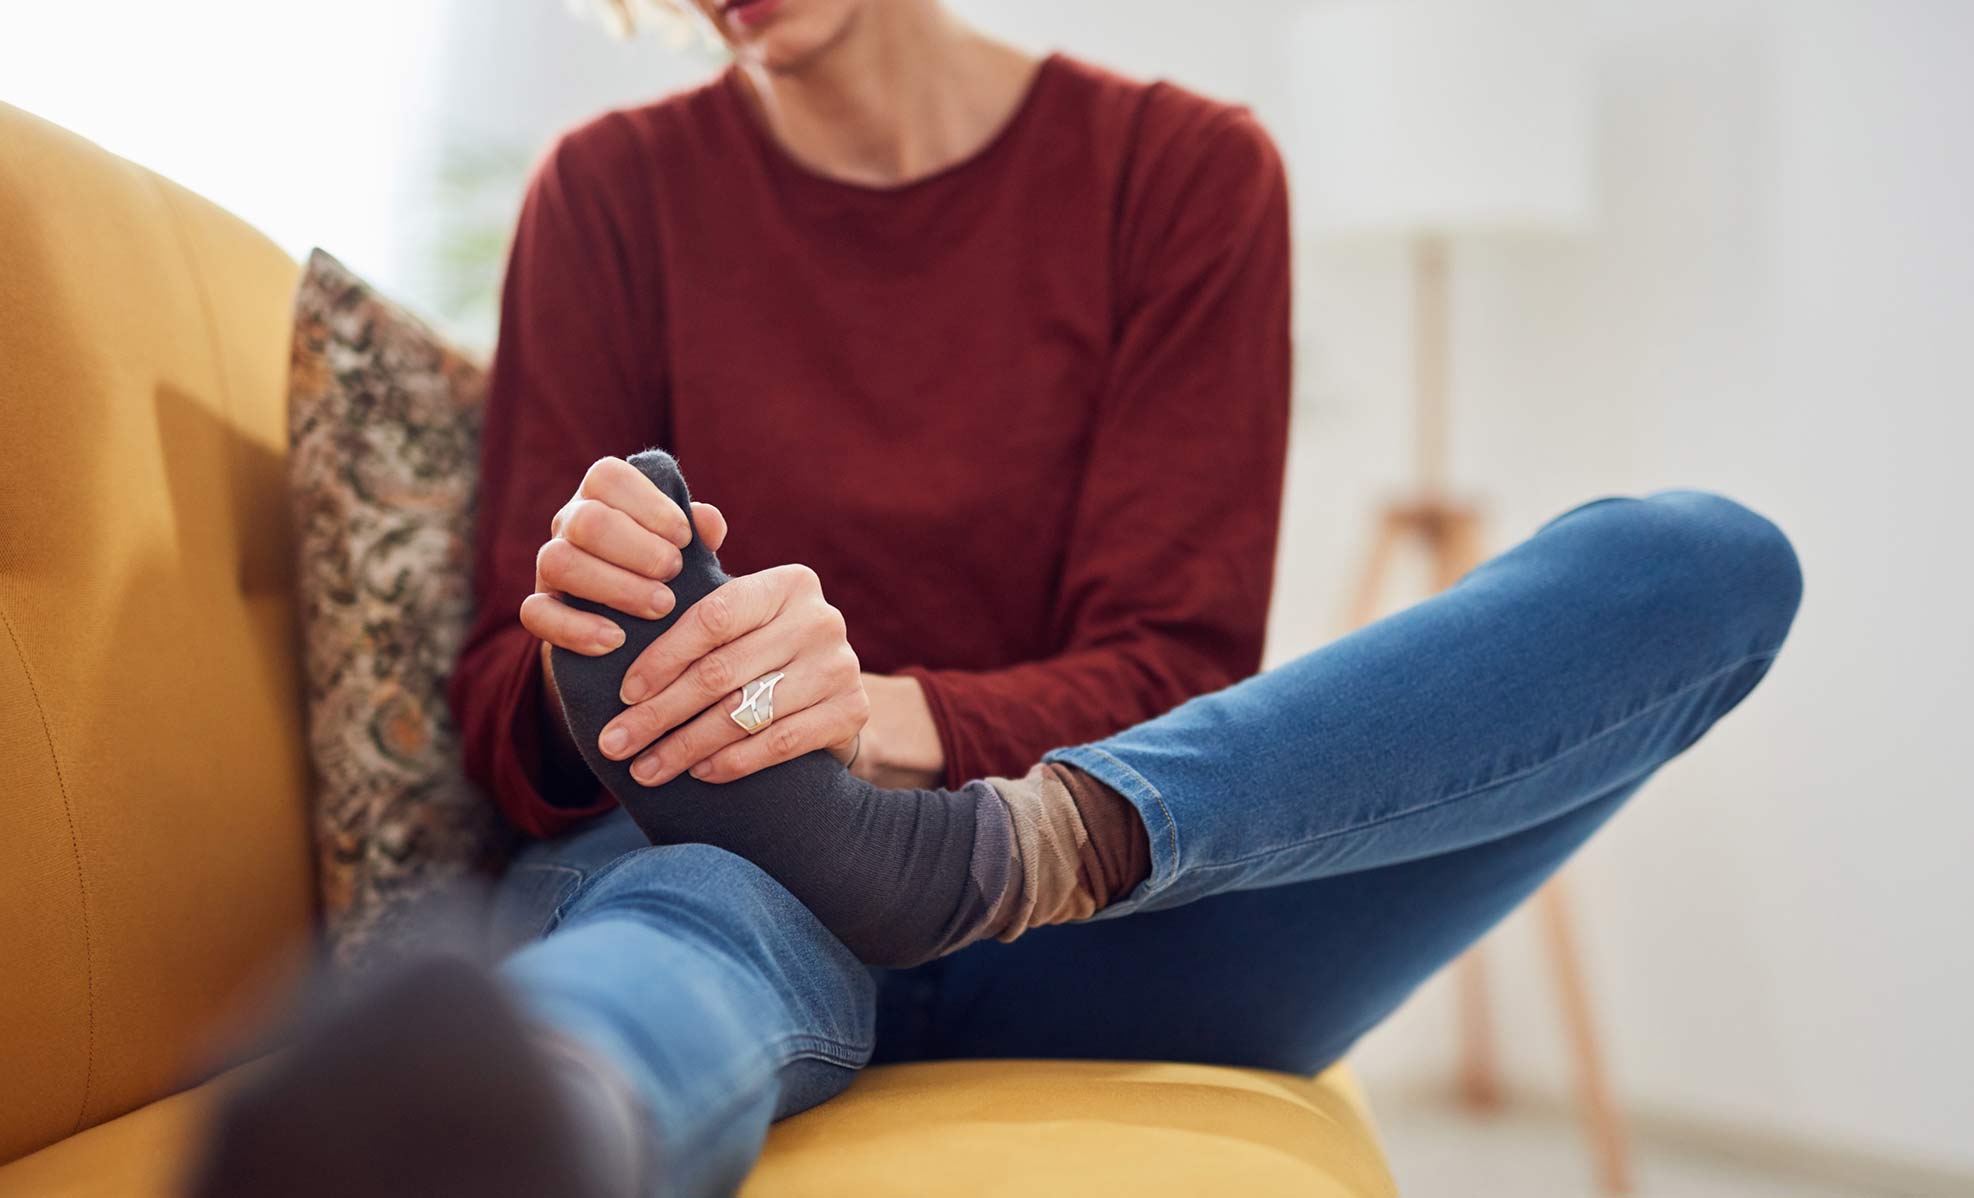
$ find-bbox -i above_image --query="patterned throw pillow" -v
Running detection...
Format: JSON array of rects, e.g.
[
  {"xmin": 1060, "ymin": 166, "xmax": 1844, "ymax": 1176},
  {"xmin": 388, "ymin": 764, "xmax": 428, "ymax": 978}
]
[{"xmin": 288, "ymin": 249, "xmax": 511, "ymax": 967}]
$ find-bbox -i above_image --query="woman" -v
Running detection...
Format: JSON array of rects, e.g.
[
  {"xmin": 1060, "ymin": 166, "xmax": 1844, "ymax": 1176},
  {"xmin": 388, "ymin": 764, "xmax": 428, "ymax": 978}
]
[
  {"xmin": 449, "ymin": 0, "xmax": 1290, "ymax": 824},
  {"xmin": 189, "ymin": 1, "xmax": 1802, "ymax": 1195}
]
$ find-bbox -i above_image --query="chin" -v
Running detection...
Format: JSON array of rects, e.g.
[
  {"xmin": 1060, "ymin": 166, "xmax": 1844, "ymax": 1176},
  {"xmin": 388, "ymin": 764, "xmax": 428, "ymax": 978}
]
[{"xmin": 717, "ymin": 0, "xmax": 856, "ymax": 73}]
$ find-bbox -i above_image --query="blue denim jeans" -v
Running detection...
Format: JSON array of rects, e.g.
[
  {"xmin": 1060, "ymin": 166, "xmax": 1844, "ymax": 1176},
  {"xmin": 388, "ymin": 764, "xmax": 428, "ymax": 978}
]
[{"xmin": 492, "ymin": 491, "xmax": 1801, "ymax": 1198}]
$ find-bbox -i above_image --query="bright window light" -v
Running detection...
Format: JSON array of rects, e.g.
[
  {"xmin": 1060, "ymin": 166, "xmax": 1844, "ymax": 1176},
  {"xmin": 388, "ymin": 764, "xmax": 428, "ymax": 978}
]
[{"xmin": 2, "ymin": 1, "xmax": 444, "ymax": 295}]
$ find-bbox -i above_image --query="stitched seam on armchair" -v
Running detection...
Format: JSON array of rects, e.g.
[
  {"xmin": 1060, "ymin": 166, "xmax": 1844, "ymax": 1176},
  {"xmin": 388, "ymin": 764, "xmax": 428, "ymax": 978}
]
[{"xmin": 0, "ymin": 602, "xmax": 97, "ymax": 1137}]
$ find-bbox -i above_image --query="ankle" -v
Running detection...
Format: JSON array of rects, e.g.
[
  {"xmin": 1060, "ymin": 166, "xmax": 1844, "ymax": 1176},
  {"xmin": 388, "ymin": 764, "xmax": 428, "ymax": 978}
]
[
  {"xmin": 1049, "ymin": 763, "xmax": 1150, "ymax": 907},
  {"xmin": 976, "ymin": 762, "xmax": 1151, "ymax": 946}
]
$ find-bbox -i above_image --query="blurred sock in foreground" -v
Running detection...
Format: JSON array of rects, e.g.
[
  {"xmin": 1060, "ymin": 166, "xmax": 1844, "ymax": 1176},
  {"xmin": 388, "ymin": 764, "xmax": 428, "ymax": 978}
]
[{"xmin": 183, "ymin": 957, "xmax": 648, "ymax": 1198}]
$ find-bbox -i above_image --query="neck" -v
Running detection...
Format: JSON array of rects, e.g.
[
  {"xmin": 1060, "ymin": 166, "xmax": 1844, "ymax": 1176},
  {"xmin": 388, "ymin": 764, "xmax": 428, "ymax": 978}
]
[{"xmin": 734, "ymin": 3, "xmax": 1039, "ymax": 187}]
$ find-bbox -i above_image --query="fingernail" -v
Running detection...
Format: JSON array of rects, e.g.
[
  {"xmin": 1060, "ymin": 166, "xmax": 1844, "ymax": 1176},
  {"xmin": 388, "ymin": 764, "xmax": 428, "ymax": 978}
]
[
  {"xmin": 600, "ymin": 729, "xmax": 628, "ymax": 757},
  {"xmin": 652, "ymin": 587, "xmax": 674, "ymax": 616},
  {"xmin": 689, "ymin": 763, "xmax": 712, "ymax": 780},
  {"xmin": 598, "ymin": 626, "xmax": 625, "ymax": 652},
  {"xmin": 620, "ymin": 677, "xmax": 648, "ymax": 705},
  {"xmin": 632, "ymin": 756, "xmax": 661, "ymax": 785}
]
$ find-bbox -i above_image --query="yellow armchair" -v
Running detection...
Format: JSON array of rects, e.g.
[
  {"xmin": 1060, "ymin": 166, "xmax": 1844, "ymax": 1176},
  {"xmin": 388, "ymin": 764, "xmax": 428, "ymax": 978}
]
[{"xmin": 0, "ymin": 101, "xmax": 1393, "ymax": 1198}]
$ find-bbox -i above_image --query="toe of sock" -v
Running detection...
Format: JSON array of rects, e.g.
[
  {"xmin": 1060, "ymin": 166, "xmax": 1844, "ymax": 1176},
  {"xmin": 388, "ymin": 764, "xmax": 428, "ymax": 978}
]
[{"xmin": 185, "ymin": 959, "xmax": 607, "ymax": 1198}]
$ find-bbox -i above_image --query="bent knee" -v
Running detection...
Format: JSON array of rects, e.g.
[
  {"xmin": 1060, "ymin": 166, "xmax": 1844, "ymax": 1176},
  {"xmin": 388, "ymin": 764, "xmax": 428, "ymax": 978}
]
[
  {"xmin": 1647, "ymin": 490, "xmax": 1801, "ymax": 648},
  {"xmin": 1556, "ymin": 490, "xmax": 1803, "ymax": 656},
  {"xmin": 576, "ymin": 841, "xmax": 796, "ymax": 920}
]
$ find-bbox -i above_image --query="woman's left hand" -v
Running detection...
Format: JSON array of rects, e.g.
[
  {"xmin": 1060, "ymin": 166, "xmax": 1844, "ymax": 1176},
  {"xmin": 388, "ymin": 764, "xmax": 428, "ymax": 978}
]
[{"xmin": 595, "ymin": 563, "xmax": 870, "ymax": 786}]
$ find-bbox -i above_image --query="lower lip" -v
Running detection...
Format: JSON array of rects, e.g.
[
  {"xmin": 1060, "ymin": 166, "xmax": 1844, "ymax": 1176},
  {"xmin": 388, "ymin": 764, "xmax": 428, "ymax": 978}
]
[{"xmin": 727, "ymin": 0, "xmax": 784, "ymax": 28}]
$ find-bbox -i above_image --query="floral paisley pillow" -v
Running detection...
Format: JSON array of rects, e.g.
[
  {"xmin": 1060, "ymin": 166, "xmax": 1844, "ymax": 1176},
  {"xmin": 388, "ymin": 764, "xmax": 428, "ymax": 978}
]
[{"xmin": 289, "ymin": 249, "xmax": 511, "ymax": 967}]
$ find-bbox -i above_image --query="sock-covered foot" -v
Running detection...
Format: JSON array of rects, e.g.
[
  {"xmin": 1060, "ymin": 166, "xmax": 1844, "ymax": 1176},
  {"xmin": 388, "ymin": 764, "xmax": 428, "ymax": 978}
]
[
  {"xmin": 549, "ymin": 450, "xmax": 1148, "ymax": 968},
  {"xmin": 184, "ymin": 958, "xmax": 649, "ymax": 1198}
]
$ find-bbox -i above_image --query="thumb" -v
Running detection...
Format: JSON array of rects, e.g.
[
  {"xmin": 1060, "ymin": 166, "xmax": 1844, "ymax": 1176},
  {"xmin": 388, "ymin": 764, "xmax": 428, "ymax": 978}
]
[{"xmin": 690, "ymin": 502, "xmax": 728, "ymax": 554}]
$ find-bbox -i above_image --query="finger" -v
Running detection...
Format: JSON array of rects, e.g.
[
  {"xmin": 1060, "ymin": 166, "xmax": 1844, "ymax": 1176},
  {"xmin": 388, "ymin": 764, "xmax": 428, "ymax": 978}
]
[
  {"xmin": 690, "ymin": 502, "xmax": 727, "ymax": 554},
  {"xmin": 579, "ymin": 457, "xmax": 692, "ymax": 547},
  {"xmin": 559, "ymin": 497, "xmax": 683, "ymax": 580},
  {"xmin": 537, "ymin": 538, "xmax": 675, "ymax": 621},
  {"xmin": 617, "ymin": 573, "xmax": 785, "ymax": 705},
  {"xmin": 520, "ymin": 592, "xmax": 626, "ymax": 656},
  {"xmin": 621, "ymin": 697, "xmax": 751, "ymax": 786},
  {"xmin": 620, "ymin": 642, "xmax": 860, "ymax": 782},
  {"xmin": 690, "ymin": 694, "xmax": 868, "ymax": 784},
  {"xmin": 620, "ymin": 662, "xmax": 819, "ymax": 784},
  {"xmin": 600, "ymin": 617, "xmax": 805, "ymax": 762}
]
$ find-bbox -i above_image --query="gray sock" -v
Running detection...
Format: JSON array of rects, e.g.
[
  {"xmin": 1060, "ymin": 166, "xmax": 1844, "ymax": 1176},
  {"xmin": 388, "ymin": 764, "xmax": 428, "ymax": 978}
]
[
  {"xmin": 185, "ymin": 959, "xmax": 616, "ymax": 1198},
  {"xmin": 549, "ymin": 450, "xmax": 1011, "ymax": 968},
  {"xmin": 534, "ymin": 1031, "xmax": 654, "ymax": 1197}
]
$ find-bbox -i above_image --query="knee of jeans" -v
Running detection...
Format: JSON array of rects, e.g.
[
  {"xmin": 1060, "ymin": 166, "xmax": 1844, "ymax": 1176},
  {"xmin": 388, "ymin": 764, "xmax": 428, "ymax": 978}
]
[
  {"xmin": 562, "ymin": 842, "xmax": 876, "ymax": 1028},
  {"xmin": 1593, "ymin": 490, "xmax": 1804, "ymax": 657},
  {"xmin": 573, "ymin": 842, "xmax": 801, "ymax": 927}
]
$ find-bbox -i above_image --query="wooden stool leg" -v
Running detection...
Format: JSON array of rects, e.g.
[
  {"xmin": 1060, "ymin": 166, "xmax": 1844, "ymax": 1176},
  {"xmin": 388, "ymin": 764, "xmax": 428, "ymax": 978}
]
[
  {"xmin": 1540, "ymin": 880, "xmax": 1634, "ymax": 1195},
  {"xmin": 1429, "ymin": 504, "xmax": 1486, "ymax": 590},
  {"xmin": 1344, "ymin": 507, "xmax": 1414, "ymax": 632},
  {"xmin": 1455, "ymin": 952, "xmax": 1505, "ymax": 1108}
]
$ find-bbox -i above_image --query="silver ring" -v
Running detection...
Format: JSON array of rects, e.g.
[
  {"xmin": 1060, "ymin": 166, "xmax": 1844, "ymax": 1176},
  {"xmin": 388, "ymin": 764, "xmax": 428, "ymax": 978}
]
[{"xmin": 729, "ymin": 671, "xmax": 786, "ymax": 735}]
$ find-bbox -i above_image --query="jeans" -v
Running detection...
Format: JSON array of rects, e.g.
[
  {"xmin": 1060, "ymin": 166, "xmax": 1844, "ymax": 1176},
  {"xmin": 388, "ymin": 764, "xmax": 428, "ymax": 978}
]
[{"xmin": 491, "ymin": 491, "xmax": 1801, "ymax": 1197}]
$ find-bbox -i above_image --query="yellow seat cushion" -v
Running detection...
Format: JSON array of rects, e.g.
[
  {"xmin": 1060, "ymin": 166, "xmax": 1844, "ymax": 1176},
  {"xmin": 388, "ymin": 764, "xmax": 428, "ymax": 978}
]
[
  {"xmin": 745, "ymin": 1061, "xmax": 1395, "ymax": 1198},
  {"xmin": 0, "ymin": 1061, "xmax": 1392, "ymax": 1198}
]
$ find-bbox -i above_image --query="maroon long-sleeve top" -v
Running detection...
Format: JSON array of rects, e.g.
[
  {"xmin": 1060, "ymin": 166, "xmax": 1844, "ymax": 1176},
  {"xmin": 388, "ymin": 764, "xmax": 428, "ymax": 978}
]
[{"xmin": 450, "ymin": 54, "xmax": 1292, "ymax": 839}]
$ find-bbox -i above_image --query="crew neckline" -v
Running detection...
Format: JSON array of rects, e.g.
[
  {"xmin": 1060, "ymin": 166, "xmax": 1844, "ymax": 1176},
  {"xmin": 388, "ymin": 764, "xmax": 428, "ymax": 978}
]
[{"xmin": 724, "ymin": 52, "xmax": 1062, "ymax": 199}]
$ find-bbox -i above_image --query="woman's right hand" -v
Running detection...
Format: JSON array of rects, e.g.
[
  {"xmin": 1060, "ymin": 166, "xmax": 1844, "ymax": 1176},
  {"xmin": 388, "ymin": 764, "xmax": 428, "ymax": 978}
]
[{"xmin": 521, "ymin": 456, "xmax": 728, "ymax": 658}]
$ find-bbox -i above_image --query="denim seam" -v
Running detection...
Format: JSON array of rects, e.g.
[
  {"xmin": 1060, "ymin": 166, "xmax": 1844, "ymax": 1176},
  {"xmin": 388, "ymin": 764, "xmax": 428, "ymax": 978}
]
[
  {"xmin": 760, "ymin": 1032, "xmax": 872, "ymax": 1071},
  {"xmin": 1192, "ymin": 648, "xmax": 1781, "ymax": 874},
  {"xmin": 540, "ymin": 850, "xmax": 664, "ymax": 936},
  {"xmin": 510, "ymin": 863, "xmax": 588, "ymax": 932},
  {"xmin": 1065, "ymin": 744, "xmax": 1181, "ymax": 894},
  {"xmin": 1187, "ymin": 753, "xmax": 1672, "ymax": 884}
]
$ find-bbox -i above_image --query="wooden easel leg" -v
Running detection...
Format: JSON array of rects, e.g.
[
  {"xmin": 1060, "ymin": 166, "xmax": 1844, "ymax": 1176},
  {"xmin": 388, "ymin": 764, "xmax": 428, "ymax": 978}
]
[
  {"xmin": 1427, "ymin": 505, "xmax": 1485, "ymax": 592},
  {"xmin": 1345, "ymin": 507, "xmax": 1413, "ymax": 633},
  {"xmin": 1541, "ymin": 880, "xmax": 1634, "ymax": 1194},
  {"xmin": 1455, "ymin": 953, "xmax": 1504, "ymax": 1109}
]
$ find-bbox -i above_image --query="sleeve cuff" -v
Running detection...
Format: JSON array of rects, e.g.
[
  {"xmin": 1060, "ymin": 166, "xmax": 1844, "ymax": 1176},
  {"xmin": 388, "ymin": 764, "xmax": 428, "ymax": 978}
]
[
  {"xmin": 484, "ymin": 632, "xmax": 615, "ymax": 838},
  {"xmin": 894, "ymin": 665, "xmax": 973, "ymax": 790}
]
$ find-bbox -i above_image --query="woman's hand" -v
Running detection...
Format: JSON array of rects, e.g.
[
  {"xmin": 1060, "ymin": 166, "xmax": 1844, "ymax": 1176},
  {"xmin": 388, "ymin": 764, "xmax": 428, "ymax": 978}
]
[
  {"xmin": 596, "ymin": 562, "xmax": 870, "ymax": 786},
  {"xmin": 521, "ymin": 456, "xmax": 728, "ymax": 657}
]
